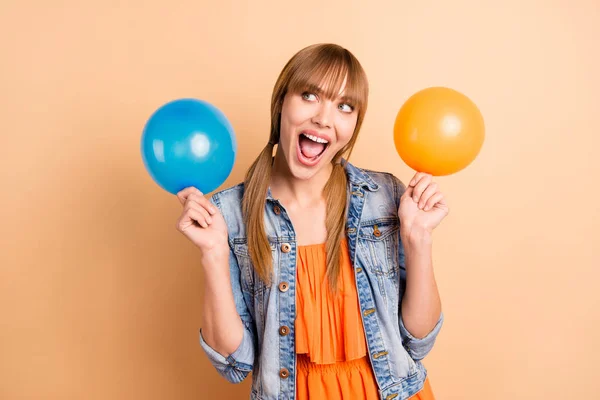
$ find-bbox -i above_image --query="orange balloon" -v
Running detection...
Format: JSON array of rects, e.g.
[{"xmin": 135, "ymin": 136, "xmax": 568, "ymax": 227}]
[{"xmin": 393, "ymin": 87, "xmax": 485, "ymax": 176}]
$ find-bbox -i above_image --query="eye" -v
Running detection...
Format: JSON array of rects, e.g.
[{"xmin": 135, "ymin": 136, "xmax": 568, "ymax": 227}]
[
  {"xmin": 339, "ymin": 103, "xmax": 354, "ymax": 113},
  {"xmin": 301, "ymin": 92, "xmax": 317, "ymax": 101}
]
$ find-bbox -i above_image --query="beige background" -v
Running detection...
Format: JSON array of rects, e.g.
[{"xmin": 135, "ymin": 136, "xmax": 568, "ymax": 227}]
[{"xmin": 1, "ymin": 1, "xmax": 599, "ymax": 399}]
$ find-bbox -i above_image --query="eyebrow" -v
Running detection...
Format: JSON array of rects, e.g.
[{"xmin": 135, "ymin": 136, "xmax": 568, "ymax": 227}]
[{"xmin": 304, "ymin": 83, "xmax": 358, "ymax": 105}]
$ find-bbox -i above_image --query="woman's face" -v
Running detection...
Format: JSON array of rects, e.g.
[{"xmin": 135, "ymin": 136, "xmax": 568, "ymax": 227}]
[{"xmin": 277, "ymin": 80, "xmax": 358, "ymax": 181}]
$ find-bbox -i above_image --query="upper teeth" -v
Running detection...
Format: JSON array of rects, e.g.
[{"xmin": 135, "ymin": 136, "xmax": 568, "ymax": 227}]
[{"xmin": 304, "ymin": 133, "xmax": 328, "ymax": 144}]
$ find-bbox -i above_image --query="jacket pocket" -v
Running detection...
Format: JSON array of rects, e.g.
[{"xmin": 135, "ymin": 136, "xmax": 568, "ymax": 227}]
[
  {"xmin": 232, "ymin": 239, "xmax": 274, "ymax": 316},
  {"xmin": 357, "ymin": 217, "xmax": 400, "ymax": 278}
]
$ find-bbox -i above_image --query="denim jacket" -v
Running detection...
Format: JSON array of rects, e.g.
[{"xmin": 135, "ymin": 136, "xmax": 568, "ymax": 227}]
[{"xmin": 199, "ymin": 161, "xmax": 444, "ymax": 400}]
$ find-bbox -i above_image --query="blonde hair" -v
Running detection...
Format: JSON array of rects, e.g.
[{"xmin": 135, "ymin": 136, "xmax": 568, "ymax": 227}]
[{"xmin": 242, "ymin": 43, "xmax": 369, "ymax": 289}]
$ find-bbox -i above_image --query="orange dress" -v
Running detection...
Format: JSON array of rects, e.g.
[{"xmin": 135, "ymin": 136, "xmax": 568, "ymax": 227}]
[{"xmin": 295, "ymin": 239, "xmax": 435, "ymax": 400}]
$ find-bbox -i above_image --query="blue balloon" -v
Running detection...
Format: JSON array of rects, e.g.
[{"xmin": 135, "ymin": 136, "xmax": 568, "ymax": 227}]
[{"xmin": 141, "ymin": 98, "xmax": 237, "ymax": 195}]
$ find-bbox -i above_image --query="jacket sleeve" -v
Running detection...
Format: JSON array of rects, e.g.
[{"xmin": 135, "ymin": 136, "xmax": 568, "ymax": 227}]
[
  {"xmin": 198, "ymin": 196, "xmax": 257, "ymax": 383},
  {"xmin": 393, "ymin": 174, "xmax": 444, "ymax": 361}
]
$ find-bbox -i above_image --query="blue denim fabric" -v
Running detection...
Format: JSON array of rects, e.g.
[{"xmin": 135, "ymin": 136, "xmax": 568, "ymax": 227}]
[{"xmin": 199, "ymin": 161, "xmax": 444, "ymax": 400}]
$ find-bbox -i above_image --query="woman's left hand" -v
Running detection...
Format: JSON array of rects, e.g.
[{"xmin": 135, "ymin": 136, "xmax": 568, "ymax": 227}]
[{"xmin": 398, "ymin": 172, "xmax": 449, "ymax": 236}]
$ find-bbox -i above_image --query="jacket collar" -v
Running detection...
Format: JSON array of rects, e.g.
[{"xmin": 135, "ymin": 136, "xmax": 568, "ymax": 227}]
[{"xmin": 342, "ymin": 159, "xmax": 379, "ymax": 192}]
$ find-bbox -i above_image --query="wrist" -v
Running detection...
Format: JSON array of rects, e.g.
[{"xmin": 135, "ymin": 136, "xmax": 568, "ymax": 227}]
[
  {"xmin": 200, "ymin": 246, "xmax": 229, "ymax": 268},
  {"xmin": 200, "ymin": 251, "xmax": 232, "ymax": 289},
  {"xmin": 401, "ymin": 226, "xmax": 433, "ymax": 248}
]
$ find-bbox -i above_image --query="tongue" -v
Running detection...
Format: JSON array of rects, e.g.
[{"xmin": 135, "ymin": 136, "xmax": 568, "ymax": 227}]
[{"xmin": 299, "ymin": 135, "xmax": 326, "ymax": 158}]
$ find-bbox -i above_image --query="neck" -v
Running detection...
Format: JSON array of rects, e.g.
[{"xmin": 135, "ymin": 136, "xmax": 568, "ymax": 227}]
[{"xmin": 270, "ymin": 147, "xmax": 332, "ymax": 207}]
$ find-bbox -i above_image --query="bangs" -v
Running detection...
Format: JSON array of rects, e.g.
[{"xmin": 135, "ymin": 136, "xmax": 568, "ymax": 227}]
[{"xmin": 286, "ymin": 49, "xmax": 368, "ymax": 111}]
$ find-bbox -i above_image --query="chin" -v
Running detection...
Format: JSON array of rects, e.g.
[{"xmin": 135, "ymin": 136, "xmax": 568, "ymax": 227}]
[{"xmin": 289, "ymin": 163, "xmax": 321, "ymax": 181}]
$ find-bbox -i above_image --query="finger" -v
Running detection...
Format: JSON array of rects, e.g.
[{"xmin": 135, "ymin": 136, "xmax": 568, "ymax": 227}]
[
  {"xmin": 418, "ymin": 182, "xmax": 438, "ymax": 209},
  {"xmin": 176, "ymin": 187, "xmax": 195, "ymax": 205},
  {"xmin": 412, "ymin": 174, "xmax": 432, "ymax": 203},
  {"xmin": 408, "ymin": 172, "xmax": 424, "ymax": 187},
  {"xmin": 176, "ymin": 207, "xmax": 208, "ymax": 231},
  {"xmin": 401, "ymin": 185, "xmax": 414, "ymax": 201},
  {"xmin": 186, "ymin": 193, "xmax": 217, "ymax": 215},
  {"xmin": 185, "ymin": 207, "xmax": 211, "ymax": 228},
  {"xmin": 177, "ymin": 187, "xmax": 203, "ymax": 205},
  {"xmin": 185, "ymin": 200, "xmax": 213, "ymax": 225},
  {"xmin": 424, "ymin": 192, "xmax": 444, "ymax": 211}
]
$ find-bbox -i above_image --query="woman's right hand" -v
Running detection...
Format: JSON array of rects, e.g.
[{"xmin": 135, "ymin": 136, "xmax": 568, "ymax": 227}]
[
  {"xmin": 177, "ymin": 188, "xmax": 244, "ymax": 358},
  {"xmin": 176, "ymin": 187, "xmax": 228, "ymax": 256}
]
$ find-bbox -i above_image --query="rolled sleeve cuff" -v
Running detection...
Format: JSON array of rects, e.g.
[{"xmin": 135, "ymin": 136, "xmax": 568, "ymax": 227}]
[
  {"xmin": 199, "ymin": 327, "xmax": 254, "ymax": 383},
  {"xmin": 399, "ymin": 311, "xmax": 444, "ymax": 361}
]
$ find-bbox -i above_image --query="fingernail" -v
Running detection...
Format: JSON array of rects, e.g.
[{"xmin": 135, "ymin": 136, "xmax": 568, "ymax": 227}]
[{"xmin": 207, "ymin": 217, "xmax": 212, "ymax": 224}]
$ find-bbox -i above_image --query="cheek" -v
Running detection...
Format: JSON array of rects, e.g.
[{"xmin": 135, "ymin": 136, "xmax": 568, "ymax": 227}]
[
  {"xmin": 278, "ymin": 112, "xmax": 295, "ymax": 146},
  {"xmin": 335, "ymin": 117, "xmax": 357, "ymax": 146},
  {"xmin": 282, "ymin": 97, "xmax": 312, "ymax": 124},
  {"xmin": 280, "ymin": 100, "xmax": 310, "ymax": 141}
]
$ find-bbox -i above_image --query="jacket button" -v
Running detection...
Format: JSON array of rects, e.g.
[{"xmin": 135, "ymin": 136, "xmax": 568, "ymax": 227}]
[
  {"xmin": 279, "ymin": 326, "xmax": 290, "ymax": 336},
  {"xmin": 279, "ymin": 368, "xmax": 290, "ymax": 379},
  {"xmin": 278, "ymin": 282, "xmax": 289, "ymax": 292},
  {"xmin": 281, "ymin": 243, "xmax": 291, "ymax": 253},
  {"xmin": 273, "ymin": 205, "xmax": 281, "ymax": 215},
  {"xmin": 373, "ymin": 224, "xmax": 381, "ymax": 237}
]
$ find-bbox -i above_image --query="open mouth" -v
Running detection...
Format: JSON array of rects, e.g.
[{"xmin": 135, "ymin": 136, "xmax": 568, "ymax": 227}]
[{"xmin": 297, "ymin": 132, "xmax": 330, "ymax": 166}]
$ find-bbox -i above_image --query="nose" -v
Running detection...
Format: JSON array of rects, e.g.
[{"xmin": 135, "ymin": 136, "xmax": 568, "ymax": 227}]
[{"xmin": 311, "ymin": 100, "xmax": 334, "ymax": 129}]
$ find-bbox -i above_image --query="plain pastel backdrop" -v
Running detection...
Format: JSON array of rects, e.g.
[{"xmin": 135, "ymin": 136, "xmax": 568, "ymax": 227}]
[{"xmin": 1, "ymin": 1, "xmax": 598, "ymax": 399}]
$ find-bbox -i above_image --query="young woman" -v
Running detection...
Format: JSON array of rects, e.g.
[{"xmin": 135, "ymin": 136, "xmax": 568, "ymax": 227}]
[{"xmin": 176, "ymin": 43, "xmax": 448, "ymax": 400}]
